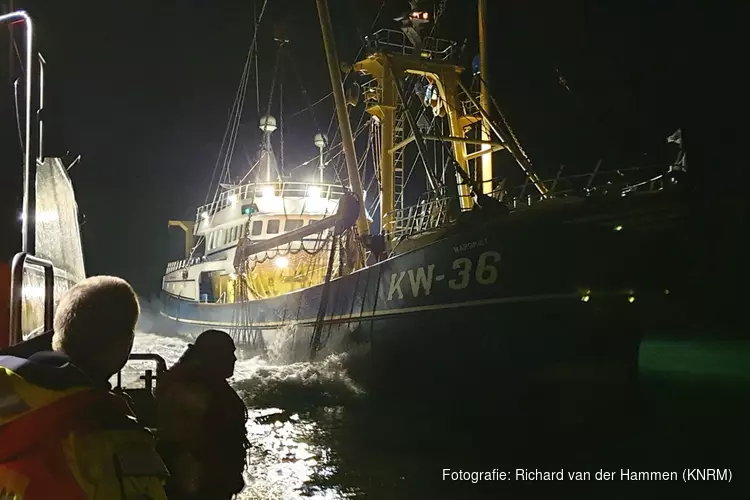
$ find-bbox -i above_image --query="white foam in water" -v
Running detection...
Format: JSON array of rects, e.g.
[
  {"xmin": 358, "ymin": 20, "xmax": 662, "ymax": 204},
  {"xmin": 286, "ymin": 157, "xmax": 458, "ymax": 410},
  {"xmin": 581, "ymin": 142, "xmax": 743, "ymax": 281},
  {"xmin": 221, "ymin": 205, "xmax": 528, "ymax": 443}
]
[{"xmin": 126, "ymin": 331, "xmax": 362, "ymax": 499}]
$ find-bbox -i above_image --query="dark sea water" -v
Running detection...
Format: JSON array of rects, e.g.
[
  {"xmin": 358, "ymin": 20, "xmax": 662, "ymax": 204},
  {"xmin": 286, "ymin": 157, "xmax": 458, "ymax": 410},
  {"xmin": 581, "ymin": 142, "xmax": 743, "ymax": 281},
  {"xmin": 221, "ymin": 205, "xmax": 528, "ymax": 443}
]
[{"xmin": 125, "ymin": 333, "xmax": 750, "ymax": 500}]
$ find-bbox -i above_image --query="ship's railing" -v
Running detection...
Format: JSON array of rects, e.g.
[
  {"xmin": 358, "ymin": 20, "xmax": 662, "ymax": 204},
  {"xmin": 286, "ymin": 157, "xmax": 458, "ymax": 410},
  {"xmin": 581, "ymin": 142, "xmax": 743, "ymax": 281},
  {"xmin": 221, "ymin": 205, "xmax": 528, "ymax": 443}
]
[
  {"xmin": 386, "ymin": 165, "xmax": 669, "ymax": 240},
  {"xmin": 385, "ymin": 195, "xmax": 452, "ymax": 241},
  {"xmin": 165, "ymin": 256, "xmax": 205, "ymax": 275},
  {"xmin": 459, "ymin": 75, "xmax": 485, "ymax": 117},
  {"xmin": 495, "ymin": 165, "xmax": 668, "ymax": 208},
  {"xmin": 365, "ymin": 29, "xmax": 457, "ymax": 61},
  {"xmin": 195, "ymin": 181, "xmax": 347, "ymax": 221},
  {"xmin": 458, "ymin": 86, "xmax": 482, "ymax": 118},
  {"xmin": 385, "ymin": 185, "xmax": 456, "ymax": 241},
  {"xmin": 361, "ymin": 78, "xmax": 382, "ymax": 107}
]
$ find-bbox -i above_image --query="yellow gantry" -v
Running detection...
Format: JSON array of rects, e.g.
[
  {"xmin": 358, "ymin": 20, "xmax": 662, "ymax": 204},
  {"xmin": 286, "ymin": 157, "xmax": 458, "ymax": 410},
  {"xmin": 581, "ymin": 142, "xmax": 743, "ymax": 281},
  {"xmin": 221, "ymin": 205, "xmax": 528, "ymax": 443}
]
[{"xmin": 354, "ymin": 52, "xmax": 478, "ymax": 235}]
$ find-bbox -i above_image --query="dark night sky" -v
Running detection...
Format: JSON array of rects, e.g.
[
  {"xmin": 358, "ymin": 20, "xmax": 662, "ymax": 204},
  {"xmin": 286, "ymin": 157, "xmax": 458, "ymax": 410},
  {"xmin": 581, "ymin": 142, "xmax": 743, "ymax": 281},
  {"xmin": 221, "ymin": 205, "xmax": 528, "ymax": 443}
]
[{"xmin": 0, "ymin": 0, "xmax": 743, "ymax": 296}]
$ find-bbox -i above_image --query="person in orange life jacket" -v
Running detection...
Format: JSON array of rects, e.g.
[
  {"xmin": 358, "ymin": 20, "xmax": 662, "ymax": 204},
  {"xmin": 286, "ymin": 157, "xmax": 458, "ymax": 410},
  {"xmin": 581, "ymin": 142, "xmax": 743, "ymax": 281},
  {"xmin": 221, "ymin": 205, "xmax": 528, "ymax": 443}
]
[
  {"xmin": 155, "ymin": 329, "xmax": 249, "ymax": 500},
  {"xmin": 0, "ymin": 276, "xmax": 168, "ymax": 499}
]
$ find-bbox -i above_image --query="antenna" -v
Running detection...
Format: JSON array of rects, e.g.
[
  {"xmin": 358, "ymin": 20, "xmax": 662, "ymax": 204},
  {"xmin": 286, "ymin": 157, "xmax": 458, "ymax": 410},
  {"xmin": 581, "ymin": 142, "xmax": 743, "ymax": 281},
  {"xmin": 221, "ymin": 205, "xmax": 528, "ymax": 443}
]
[{"xmin": 314, "ymin": 133, "xmax": 327, "ymax": 183}]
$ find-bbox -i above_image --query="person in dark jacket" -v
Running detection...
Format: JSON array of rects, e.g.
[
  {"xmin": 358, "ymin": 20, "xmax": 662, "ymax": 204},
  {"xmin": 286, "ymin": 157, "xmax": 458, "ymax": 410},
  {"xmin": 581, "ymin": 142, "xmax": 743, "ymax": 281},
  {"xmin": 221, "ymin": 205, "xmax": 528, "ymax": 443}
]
[
  {"xmin": 155, "ymin": 329, "xmax": 249, "ymax": 500},
  {"xmin": 0, "ymin": 275, "xmax": 168, "ymax": 499}
]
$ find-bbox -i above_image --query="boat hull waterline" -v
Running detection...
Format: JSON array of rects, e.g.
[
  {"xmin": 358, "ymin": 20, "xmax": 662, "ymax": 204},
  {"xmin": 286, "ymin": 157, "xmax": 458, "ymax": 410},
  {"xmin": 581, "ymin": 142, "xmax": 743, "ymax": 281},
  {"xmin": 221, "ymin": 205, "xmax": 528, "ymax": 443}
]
[{"xmin": 160, "ymin": 210, "xmax": 649, "ymax": 402}]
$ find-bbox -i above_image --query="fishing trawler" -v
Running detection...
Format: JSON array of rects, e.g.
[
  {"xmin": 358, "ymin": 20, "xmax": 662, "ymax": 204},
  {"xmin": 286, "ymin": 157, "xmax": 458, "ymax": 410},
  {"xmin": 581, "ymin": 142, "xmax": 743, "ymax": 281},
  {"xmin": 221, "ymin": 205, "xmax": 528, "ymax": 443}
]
[{"xmin": 158, "ymin": 0, "xmax": 700, "ymax": 402}]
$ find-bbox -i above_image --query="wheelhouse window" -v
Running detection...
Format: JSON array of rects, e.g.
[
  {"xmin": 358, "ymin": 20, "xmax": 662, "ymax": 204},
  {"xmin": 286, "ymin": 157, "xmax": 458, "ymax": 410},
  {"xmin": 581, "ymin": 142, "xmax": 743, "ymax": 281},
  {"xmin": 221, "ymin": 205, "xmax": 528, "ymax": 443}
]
[
  {"xmin": 284, "ymin": 219, "xmax": 303, "ymax": 231},
  {"xmin": 267, "ymin": 219, "xmax": 280, "ymax": 234},
  {"xmin": 251, "ymin": 220, "xmax": 263, "ymax": 236}
]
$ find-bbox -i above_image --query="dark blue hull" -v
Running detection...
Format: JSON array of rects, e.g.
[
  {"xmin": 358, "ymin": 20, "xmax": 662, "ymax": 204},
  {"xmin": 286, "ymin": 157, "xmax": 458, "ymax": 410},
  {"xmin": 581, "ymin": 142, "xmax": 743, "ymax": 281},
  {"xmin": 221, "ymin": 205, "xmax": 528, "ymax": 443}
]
[{"xmin": 159, "ymin": 193, "xmax": 704, "ymax": 408}]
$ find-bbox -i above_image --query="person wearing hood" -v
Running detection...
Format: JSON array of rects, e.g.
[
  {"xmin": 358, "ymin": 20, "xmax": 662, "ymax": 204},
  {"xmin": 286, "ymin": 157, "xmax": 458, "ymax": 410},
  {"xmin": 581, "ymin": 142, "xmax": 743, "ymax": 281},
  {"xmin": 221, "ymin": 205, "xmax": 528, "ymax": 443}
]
[{"xmin": 155, "ymin": 329, "xmax": 249, "ymax": 500}]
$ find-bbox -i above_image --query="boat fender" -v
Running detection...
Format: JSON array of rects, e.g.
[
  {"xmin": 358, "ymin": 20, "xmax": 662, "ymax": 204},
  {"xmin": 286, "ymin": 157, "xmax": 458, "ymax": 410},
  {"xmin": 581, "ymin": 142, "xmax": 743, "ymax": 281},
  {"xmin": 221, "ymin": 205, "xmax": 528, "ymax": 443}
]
[{"xmin": 335, "ymin": 192, "xmax": 361, "ymax": 234}]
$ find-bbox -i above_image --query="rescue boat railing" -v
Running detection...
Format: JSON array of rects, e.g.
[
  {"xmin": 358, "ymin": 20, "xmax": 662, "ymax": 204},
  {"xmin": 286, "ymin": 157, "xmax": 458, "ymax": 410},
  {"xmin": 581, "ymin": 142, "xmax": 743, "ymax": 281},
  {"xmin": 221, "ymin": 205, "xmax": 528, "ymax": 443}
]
[
  {"xmin": 9, "ymin": 252, "xmax": 54, "ymax": 346},
  {"xmin": 116, "ymin": 353, "xmax": 167, "ymax": 392}
]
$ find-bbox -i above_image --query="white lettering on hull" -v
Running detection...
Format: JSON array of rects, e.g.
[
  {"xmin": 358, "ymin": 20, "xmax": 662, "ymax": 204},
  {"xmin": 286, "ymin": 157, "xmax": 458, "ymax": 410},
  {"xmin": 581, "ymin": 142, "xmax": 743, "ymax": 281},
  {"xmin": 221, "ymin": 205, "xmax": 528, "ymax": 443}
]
[{"xmin": 385, "ymin": 251, "xmax": 501, "ymax": 302}]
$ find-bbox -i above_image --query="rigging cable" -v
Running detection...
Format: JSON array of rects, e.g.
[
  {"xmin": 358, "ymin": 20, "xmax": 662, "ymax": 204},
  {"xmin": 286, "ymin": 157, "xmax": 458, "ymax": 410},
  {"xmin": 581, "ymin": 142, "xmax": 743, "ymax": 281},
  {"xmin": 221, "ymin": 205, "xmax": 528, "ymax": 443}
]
[
  {"xmin": 190, "ymin": 0, "xmax": 269, "ymax": 261},
  {"xmin": 309, "ymin": 231, "xmax": 339, "ymax": 360},
  {"xmin": 260, "ymin": 43, "xmax": 283, "ymax": 181},
  {"xmin": 254, "ymin": 0, "xmax": 261, "ymax": 116},
  {"xmin": 284, "ymin": 46, "xmax": 325, "ymax": 138},
  {"xmin": 279, "ymin": 63, "xmax": 284, "ymax": 176},
  {"xmin": 203, "ymin": 0, "xmax": 269, "ymax": 207},
  {"xmin": 323, "ymin": 0, "xmax": 388, "ymax": 136}
]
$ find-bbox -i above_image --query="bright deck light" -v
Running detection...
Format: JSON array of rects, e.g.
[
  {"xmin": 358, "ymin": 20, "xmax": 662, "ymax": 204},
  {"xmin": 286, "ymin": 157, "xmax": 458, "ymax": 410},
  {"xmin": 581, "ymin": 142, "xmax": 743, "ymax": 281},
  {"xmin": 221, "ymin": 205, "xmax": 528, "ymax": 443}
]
[
  {"xmin": 261, "ymin": 186, "xmax": 275, "ymax": 198},
  {"xmin": 18, "ymin": 211, "xmax": 58, "ymax": 222},
  {"xmin": 229, "ymin": 194, "xmax": 238, "ymax": 204},
  {"xmin": 307, "ymin": 186, "xmax": 321, "ymax": 198},
  {"xmin": 275, "ymin": 256, "xmax": 289, "ymax": 269}
]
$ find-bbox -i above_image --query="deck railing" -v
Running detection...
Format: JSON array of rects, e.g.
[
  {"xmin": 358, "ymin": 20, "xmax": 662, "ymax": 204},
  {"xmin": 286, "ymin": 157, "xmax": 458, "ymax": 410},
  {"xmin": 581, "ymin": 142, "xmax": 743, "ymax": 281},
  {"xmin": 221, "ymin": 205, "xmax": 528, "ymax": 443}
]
[
  {"xmin": 386, "ymin": 165, "xmax": 669, "ymax": 243},
  {"xmin": 365, "ymin": 29, "xmax": 457, "ymax": 61},
  {"xmin": 195, "ymin": 181, "xmax": 347, "ymax": 222},
  {"xmin": 165, "ymin": 256, "xmax": 205, "ymax": 275}
]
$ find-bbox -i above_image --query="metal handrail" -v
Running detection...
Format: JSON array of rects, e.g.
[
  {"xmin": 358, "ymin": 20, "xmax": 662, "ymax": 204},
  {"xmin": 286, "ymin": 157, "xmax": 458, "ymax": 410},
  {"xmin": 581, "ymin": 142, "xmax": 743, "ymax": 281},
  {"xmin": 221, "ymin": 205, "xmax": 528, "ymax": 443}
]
[
  {"xmin": 367, "ymin": 29, "xmax": 457, "ymax": 60},
  {"xmin": 9, "ymin": 252, "xmax": 54, "ymax": 346},
  {"xmin": 196, "ymin": 181, "xmax": 347, "ymax": 220},
  {"xmin": 361, "ymin": 78, "xmax": 381, "ymax": 105},
  {"xmin": 116, "ymin": 353, "xmax": 167, "ymax": 392},
  {"xmin": 165, "ymin": 256, "xmax": 205, "ymax": 274},
  {"xmin": 128, "ymin": 353, "xmax": 167, "ymax": 376},
  {"xmin": 385, "ymin": 165, "xmax": 669, "ymax": 241}
]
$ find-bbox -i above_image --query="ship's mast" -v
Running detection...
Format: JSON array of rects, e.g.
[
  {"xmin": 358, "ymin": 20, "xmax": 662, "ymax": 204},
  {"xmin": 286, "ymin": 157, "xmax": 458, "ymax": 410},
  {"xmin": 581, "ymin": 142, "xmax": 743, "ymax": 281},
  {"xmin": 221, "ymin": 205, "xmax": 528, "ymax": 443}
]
[
  {"xmin": 478, "ymin": 0, "xmax": 493, "ymax": 194},
  {"xmin": 315, "ymin": 0, "xmax": 370, "ymax": 237}
]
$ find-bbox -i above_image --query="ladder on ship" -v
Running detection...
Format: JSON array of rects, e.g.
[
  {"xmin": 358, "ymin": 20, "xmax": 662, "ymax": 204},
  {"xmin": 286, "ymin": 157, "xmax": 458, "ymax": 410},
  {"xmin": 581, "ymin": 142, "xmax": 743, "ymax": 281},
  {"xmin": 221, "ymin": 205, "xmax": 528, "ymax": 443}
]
[{"xmin": 355, "ymin": 28, "xmax": 549, "ymax": 246}]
